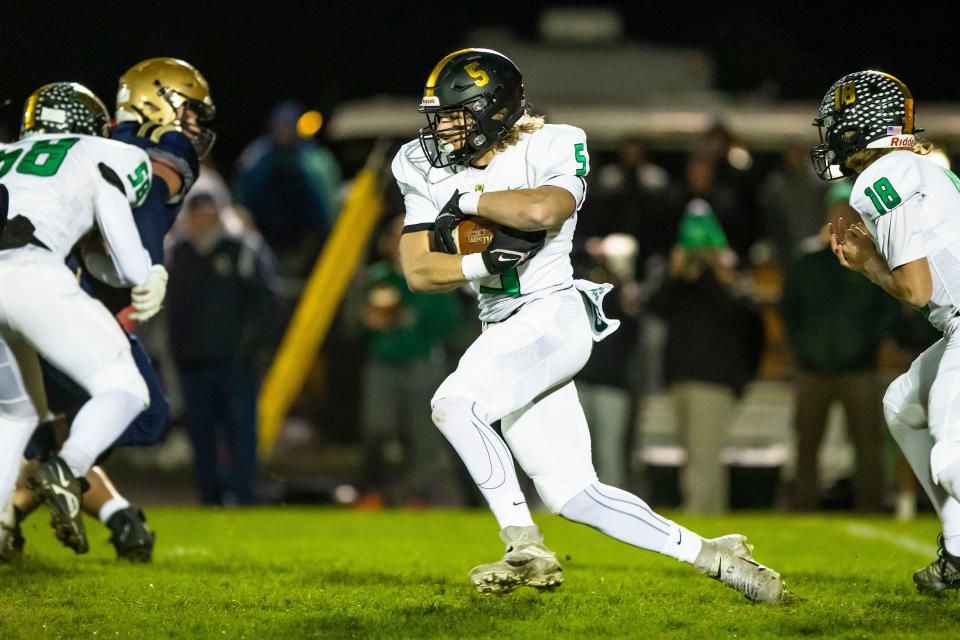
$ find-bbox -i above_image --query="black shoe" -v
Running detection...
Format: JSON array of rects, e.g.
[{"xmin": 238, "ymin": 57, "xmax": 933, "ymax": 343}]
[
  {"xmin": 106, "ymin": 506, "xmax": 155, "ymax": 563},
  {"xmin": 27, "ymin": 456, "xmax": 88, "ymax": 554},
  {"xmin": 914, "ymin": 534, "xmax": 960, "ymax": 593}
]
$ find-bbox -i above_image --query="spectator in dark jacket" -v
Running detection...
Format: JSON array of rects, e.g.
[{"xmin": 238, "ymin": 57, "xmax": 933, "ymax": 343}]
[
  {"xmin": 649, "ymin": 199, "xmax": 764, "ymax": 514},
  {"xmin": 167, "ymin": 193, "xmax": 278, "ymax": 505},
  {"xmin": 781, "ymin": 183, "xmax": 899, "ymax": 511}
]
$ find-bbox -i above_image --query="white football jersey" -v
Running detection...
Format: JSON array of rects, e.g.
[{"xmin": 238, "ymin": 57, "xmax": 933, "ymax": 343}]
[
  {"xmin": 393, "ymin": 124, "xmax": 589, "ymax": 322},
  {"xmin": 0, "ymin": 132, "xmax": 151, "ymax": 261},
  {"xmin": 850, "ymin": 150, "xmax": 960, "ymax": 330}
]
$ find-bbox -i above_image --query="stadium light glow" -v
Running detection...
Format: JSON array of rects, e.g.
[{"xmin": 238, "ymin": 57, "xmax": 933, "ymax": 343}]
[
  {"xmin": 727, "ymin": 145, "xmax": 753, "ymax": 171},
  {"xmin": 297, "ymin": 110, "xmax": 324, "ymax": 138}
]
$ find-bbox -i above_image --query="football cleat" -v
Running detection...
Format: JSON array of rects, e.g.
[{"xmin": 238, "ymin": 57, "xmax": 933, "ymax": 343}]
[
  {"xmin": 468, "ymin": 525, "xmax": 564, "ymax": 594},
  {"xmin": 693, "ymin": 534, "xmax": 788, "ymax": 604},
  {"xmin": 0, "ymin": 502, "xmax": 24, "ymax": 563},
  {"xmin": 106, "ymin": 506, "xmax": 156, "ymax": 563},
  {"xmin": 27, "ymin": 456, "xmax": 88, "ymax": 554},
  {"xmin": 913, "ymin": 535, "xmax": 960, "ymax": 593}
]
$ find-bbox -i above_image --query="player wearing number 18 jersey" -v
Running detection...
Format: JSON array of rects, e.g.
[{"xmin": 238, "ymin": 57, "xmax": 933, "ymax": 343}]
[
  {"xmin": 395, "ymin": 48, "xmax": 786, "ymax": 603},
  {"xmin": 0, "ymin": 83, "xmax": 155, "ymax": 556},
  {"xmin": 815, "ymin": 70, "xmax": 960, "ymax": 592}
]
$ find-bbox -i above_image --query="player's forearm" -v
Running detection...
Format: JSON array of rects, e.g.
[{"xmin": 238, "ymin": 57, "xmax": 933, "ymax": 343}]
[
  {"xmin": 402, "ymin": 250, "xmax": 469, "ymax": 293},
  {"xmin": 861, "ymin": 256, "xmax": 930, "ymax": 309},
  {"xmin": 466, "ymin": 188, "xmax": 570, "ymax": 231}
]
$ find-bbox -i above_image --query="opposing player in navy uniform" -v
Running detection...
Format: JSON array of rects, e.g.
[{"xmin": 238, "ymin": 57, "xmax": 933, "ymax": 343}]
[
  {"xmin": 1, "ymin": 59, "xmax": 215, "ymax": 562},
  {"xmin": 395, "ymin": 48, "xmax": 786, "ymax": 602}
]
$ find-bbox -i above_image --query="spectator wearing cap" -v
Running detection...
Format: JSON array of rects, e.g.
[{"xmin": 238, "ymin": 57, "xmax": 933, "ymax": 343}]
[
  {"xmin": 233, "ymin": 101, "xmax": 342, "ymax": 280},
  {"xmin": 649, "ymin": 200, "xmax": 764, "ymax": 514},
  {"xmin": 782, "ymin": 183, "xmax": 899, "ymax": 511},
  {"xmin": 167, "ymin": 193, "xmax": 279, "ymax": 505}
]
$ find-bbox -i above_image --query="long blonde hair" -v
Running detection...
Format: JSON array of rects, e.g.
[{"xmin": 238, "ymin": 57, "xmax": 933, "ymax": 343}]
[
  {"xmin": 494, "ymin": 112, "xmax": 545, "ymax": 152},
  {"xmin": 845, "ymin": 138, "xmax": 934, "ymax": 174}
]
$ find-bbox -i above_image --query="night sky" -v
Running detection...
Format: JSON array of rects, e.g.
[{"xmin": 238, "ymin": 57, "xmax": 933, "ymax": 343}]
[{"xmin": 4, "ymin": 1, "xmax": 955, "ymax": 170}]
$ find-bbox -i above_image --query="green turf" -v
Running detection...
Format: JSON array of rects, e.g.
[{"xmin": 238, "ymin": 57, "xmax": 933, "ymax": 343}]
[{"xmin": 1, "ymin": 508, "xmax": 958, "ymax": 639}]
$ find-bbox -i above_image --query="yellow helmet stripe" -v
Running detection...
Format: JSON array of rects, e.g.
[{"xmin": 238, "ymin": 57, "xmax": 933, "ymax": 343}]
[
  {"xmin": 877, "ymin": 71, "xmax": 915, "ymax": 133},
  {"xmin": 423, "ymin": 48, "xmax": 474, "ymax": 97}
]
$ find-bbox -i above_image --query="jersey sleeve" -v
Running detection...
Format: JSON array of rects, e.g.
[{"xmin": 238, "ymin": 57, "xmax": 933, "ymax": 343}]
[
  {"xmin": 850, "ymin": 154, "xmax": 926, "ymax": 270},
  {"xmin": 528, "ymin": 126, "xmax": 589, "ymax": 210},
  {"xmin": 391, "ymin": 145, "xmax": 437, "ymax": 233},
  {"xmin": 875, "ymin": 194, "xmax": 927, "ymax": 269},
  {"xmin": 97, "ymin": 142, "xmax": 153, "ymax": 209}
]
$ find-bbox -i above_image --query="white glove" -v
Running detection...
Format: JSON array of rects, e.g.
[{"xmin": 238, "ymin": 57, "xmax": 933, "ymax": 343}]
[{"xmin": 130, "ymin": 264, "xmax": 169, "ymax": 322}]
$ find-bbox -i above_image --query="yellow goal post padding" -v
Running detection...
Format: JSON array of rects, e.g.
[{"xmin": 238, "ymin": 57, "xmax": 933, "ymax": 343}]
[{"xmin": 257, "ymin": 141, "xmax": 389, "ymax": 458}]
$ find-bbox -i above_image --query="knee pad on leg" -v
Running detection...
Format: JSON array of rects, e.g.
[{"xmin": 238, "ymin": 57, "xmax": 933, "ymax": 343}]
[
  {"xmin": 431, "ymin": 396, "xmax": 488, "ymax": 435},
  {"xmin": 883, "ymin": 376, "xmax": 926, "ymax": 434}
]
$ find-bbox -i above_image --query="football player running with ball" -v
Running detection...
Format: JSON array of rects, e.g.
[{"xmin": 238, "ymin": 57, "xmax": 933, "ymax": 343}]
[
  {"xmin": 394, "ymin": 48, "xmax": 786, "ymax": 603},
  {"xmin": 0, "ymin": 83, "xmax": 156, "ymax": 556},
  {"xmin": 814, "ymin": 71, "xmax": 960, "ymax": 592}
]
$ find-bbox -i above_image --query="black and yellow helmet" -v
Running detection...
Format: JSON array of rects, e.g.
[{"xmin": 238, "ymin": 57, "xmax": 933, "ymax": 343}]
[
  {"xmin": 418, "ymin": 48, "xmax": 525, "ymax": 169},
  {"xmin": 21, "ymin": 82, "xmax": 110, "ymax": 138},
  {"xmin": 811, "ymin": 70, "xmax": 920, "ymax": 180},
  {"xmin": 116, "ymin": 57, "xmax": 216, "ymax": 156}
]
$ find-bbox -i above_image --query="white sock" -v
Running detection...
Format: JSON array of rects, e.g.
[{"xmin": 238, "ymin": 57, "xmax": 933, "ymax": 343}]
[
  {"xmin": 98, "ymin": 496, "xmax": 131, "ymax": 524},
  {"xmin": 432, "ymin": 397, "xmax": 534, "ymax": 528},
  {"xmin": 60, "ymin": 390, "xmax": 145, "ymax": 477},
  {"xmin": 560, "ymin": 482, "xmax": 703, "ymax": 563},
  {"xmin": 935, "ymin": 459, "xmax": 960, "ymax": 556}
]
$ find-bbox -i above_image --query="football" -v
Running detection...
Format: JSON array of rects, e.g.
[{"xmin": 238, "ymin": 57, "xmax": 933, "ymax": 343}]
[{"xmin": 456, "ymin": 217, "xmax": 498, "ymax": 254}]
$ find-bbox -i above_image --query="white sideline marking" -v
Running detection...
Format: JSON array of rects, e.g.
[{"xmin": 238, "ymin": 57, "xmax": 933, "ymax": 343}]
[
  {"xmin": 844, "ymin": 523, "xmax": 937, "ymax": 557},
  {"xmin": 168, "ymin": 546, "xmax": 211, "ymax": 557}
]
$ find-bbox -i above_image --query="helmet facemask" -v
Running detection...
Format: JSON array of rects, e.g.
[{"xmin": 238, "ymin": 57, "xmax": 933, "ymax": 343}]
[
  {"xmin": 811, "ymin": 123, "xmax": 862, "ymax": 180},
  {"xmin": 156, "ymin": 80, "xmax": 217, "ymax": 158},
  {"xmin": 419, "ymin": 96, "xmax": 498, "ymax": 169}
]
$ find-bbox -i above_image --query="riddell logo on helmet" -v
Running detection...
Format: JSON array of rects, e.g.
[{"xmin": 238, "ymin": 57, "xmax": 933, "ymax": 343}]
[{"xmin": 869, "ymin": 134, "xmax": 915, "ymax": 150}]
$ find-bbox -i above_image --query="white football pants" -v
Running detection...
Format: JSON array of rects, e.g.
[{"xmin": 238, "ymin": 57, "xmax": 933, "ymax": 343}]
[
  {"xmin": 430, "ymin": 288, "xmax": 703, "ymax": 562},
  {"xmin": 432, "ymin": 289, "xmax": 598, "ymax": 514},
  {"xmin": 0, "ymin": 247, "xmax": 149, "ymax": 510},
  {"xmin": 884, "ymin": 326, "xmax": 960, "ymax": 538}
]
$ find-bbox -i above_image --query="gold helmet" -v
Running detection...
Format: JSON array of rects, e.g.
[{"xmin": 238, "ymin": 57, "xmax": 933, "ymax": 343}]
[{"xmin": 116, "ymin": 57, "xmax": 216, "ymax": 156}]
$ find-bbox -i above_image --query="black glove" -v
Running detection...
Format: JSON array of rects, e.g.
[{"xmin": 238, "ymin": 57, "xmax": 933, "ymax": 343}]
[
  {"xmin": 481, "ymin": 226, "xmax": 547, "ymax": 275},
  {"xmin": 430, "ymin": 190, "xmax": 466, "ymax": 254}
]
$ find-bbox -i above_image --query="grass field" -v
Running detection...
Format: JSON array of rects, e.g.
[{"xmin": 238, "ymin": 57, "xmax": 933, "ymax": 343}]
[{"xmin": 1, "ymin": 508, "xmax": 959, "ymax": 639}]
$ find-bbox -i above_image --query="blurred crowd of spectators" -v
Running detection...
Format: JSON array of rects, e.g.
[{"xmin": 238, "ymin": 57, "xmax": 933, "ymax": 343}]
[{"xmin": 139, "ymin": 107, "xmax": 940, "ymax": 515}]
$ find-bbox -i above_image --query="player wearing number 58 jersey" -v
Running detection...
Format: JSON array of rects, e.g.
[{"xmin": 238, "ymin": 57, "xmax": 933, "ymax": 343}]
[
  {"xmin": 815, "ymin": 70, "xmax": 960, "ymax": 593},
  {"xmin": 0, "ymin": 83, "xmax": 156, "ymax": 557},
  {"xmin": 395, "ymin": 48, "xmax": 786, "ymax": 603}
]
